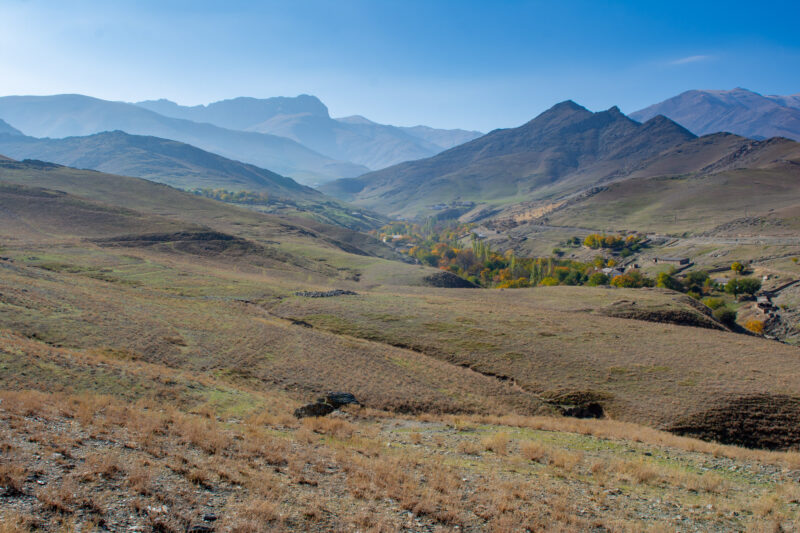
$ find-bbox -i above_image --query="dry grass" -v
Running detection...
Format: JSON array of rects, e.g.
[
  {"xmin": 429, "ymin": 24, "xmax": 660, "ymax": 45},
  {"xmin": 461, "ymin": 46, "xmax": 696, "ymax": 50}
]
[
  {"xmin": 273, "ymin": 285, "xmax": 800, "ymax": 444},
  {"xmin": 0, "ymin": 388, "xmax": 798, "ymax": 531},
  {"xmin": 481, "ymin": 431, "xmax": 511, "ymax": 455}
]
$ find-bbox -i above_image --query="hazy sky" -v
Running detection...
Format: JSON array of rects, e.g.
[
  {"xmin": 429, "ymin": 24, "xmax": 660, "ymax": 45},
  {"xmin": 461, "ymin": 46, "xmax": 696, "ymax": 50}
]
[{"xmin": 2, "ymin": 0, "xmax": 799, "ymax": 131}]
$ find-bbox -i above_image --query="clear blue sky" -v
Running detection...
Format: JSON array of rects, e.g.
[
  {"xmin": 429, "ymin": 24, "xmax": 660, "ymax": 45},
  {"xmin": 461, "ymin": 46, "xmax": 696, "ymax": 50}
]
[{"xmin": 2, "ymin": 0, "xmax": 799, "ymax": 131}]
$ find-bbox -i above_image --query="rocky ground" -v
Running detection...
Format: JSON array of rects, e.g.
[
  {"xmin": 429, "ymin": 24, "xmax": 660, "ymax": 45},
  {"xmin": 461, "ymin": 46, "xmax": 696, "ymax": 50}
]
[{"xmin": 1, "ymin": 390, "xmax": 799, "ymax": 532}]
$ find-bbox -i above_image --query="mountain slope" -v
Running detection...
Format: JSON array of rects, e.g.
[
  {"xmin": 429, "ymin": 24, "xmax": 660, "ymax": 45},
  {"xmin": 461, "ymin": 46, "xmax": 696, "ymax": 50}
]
[
  {"xmin": 136, "ymin": 96, "xmax": 482, "ymax": 169},
  {"xmin": 0, "ymin": 130, "xmax": 320, "ymax": 199},
  {"xmin": 0, "ymin": 118, "xmax": 22, "ymax": 136},
  {"xmin": 322, "ymin": 101, "xmax": 696, "ymax": 216},
  {"xmin": 0, "ymin": 94, "xmax": 367, "ymax": 183},
  {"xmin": 631, "ymin": 88, "xmax": 800, "ymax": 141}
]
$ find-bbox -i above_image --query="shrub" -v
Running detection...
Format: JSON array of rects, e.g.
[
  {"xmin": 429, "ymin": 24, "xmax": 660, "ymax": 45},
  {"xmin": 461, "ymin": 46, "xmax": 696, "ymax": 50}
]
[
  {"xmin": 725, "ymin": 277, "xmax": 761, "ymax": 296},
  {"xmin": 656, "ymin": 271, "xmax": 683, "ymax": 291},
  {"xmin": 610, "ymin": 270, "xmax": 653, "ymax": 288},
  {"xmin": 703, "ymin": 297, "xmax": 725, "ymax": 310},
  {"xmin": 539, "ymin": 277, "xmax": 559, "ymax": 286},
  {"xmin": 745, "ymin": 319, "xmax": 765, "ymax": 334},
  {"xmin": 684, "ymin": 270, "xmax": 709, "ymax": 286},
  {"xmin": 481, "ymin": 432, "xmax": 510, "ymax": 455},
  {"xmin": 586, "ymin": 272, "xmax": 609, "ymax": 286},
  {"xmin": 713, "ymin": 307, "xmax": 737, "ymax": 327}
]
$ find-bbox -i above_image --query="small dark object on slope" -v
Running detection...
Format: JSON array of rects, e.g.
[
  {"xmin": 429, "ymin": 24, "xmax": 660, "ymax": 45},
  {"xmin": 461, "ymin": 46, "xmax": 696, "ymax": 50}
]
[
  {"xmin": 423, "ymin": 271, "xmax": 478, "ymax": 288},
  {"xmin": 294, "ymin": 391, "xmax": 360, "ymax": 418},
  {"xmin": 561, "ymin": 402, "xmax": 605, "ymax": 419},
  {"xmin": 295, "ymin": 290, "xmax": 358, "ymax": 298}
]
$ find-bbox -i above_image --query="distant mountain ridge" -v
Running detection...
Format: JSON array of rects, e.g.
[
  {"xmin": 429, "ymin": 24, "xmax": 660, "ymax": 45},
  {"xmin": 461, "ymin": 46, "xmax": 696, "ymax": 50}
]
[
  {"xmin": 135, "ymin": 96, "xmax": 483, "ymax": 170},
  {"xmin": 322, "ymin": 101, "xmax": 697, "ymax": 216},
  {"xmin": 631, "ymin": 88, "xmax": 800, "ymax": 141},
  {"xmin": 0, "ymin": 94, "xmax": 367, "ymax": 184},
  {"xmin": 0, "ymin": 119, "xmax": 22, "ymax": 136},
  {"xmin": 0, "ymin": 130, "xmax": 320, "ymax": 199}
]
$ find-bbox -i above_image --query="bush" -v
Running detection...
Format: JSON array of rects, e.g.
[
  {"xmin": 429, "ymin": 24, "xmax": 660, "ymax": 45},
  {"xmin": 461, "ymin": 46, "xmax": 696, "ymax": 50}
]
[
  {"xmin": 539, "ymin": 277, "xmax": 559, "ymax": 286},
  {"xmin": 725, "ymin": 277, "xmax": 761, "ymax": 296},
  {"xmin": 610, "ymin": 270, "xmax": 654, "ymax": 288},
  {"xmin": 702, "ymin": 297, "xmax": 725, "ymax": 310},
  {"xmin": 656, "ymin": 271, "xmax": 683, "ymax": 291},
  {"xmin": 745, "ymin": 319, "xmax": 765, "ymax": 334},
  {"xmin": 684, "ymin": 270, "xmax": 709, "ymax": 286},
  {"xmin": 586, "ymin": 272, "xmax": 609, "ymax": 286},
  {"xmin": 713, "ymin": 307, "xmax": 737, "ymax": 327}
]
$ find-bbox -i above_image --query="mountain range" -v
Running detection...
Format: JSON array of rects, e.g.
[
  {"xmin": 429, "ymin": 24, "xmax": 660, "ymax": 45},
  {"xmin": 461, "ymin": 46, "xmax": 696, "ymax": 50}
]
[
  {"xmin": 135, "ymin": 96, "xmax": 482, "ymax": 170},
  {"xmin": 0, "ymin": 130, "xmax": 320, "ymax": 199},
  {"xmin": 321, "ymin": 101, "xmax": 698, "ymax": 216},
  {"xmin": 0, "ymin": 94, "xmax": 368, "ymax": 184},
  {"xmin": 631, "ymin": 88, "xmax": 800, "ymax": 141}
]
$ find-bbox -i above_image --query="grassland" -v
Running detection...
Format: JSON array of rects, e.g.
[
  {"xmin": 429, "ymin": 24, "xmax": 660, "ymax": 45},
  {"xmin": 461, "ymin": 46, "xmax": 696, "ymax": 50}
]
[
  {"xmin": 3, "ymin": 161, "xmax": 800, "ymax": 529},
  {"xmin": 1, "ymin": 334, "xmax": 799, "ymax": 531}
]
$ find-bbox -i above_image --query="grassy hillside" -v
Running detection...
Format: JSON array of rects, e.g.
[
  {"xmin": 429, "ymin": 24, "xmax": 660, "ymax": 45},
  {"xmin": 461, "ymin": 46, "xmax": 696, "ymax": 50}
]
[
  {"xmin": 2, "ymin": 157, "xmax": 800, "ymax": 529},
  {"xmin": 0, "ymin": 131, "xmax": 321, "ymax": 199},
  {"xmin": 546, "ymin": 165, "xmax": 800, "ymax": 235},
  {"xmin": 2, "ymin": 334, "xmax": 799, "ymax": 531}
]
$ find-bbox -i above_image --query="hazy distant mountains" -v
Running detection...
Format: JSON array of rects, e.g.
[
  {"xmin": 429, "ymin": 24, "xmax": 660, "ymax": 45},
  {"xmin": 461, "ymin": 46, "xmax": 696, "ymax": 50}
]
[
  {"xmin": 631, "ymin": 88, "xmax": 800, "ymax": 141},
  {"xmin": 322, "ymin": 101, "xmax": 698, "ymax": 216},
  {"xmin": 0, "ymin": 119, "xmax": 22, "ymax": 136},
  {"xmin": 135, "ymin": 96, "xmax": 482, "ymax": 170},
  {"xmin": 0, "ymin": 130, "xmax": 320, "ymax": 199},
  {"xmin": 0, "ymin": 95, "xmax": 371, "ymax": 184}
]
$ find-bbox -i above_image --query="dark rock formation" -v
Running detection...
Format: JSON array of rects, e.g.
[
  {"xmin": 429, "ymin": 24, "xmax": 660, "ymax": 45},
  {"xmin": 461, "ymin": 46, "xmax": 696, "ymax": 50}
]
[{"xmin": 294, "ymin": 391, "xmax": 360, "ymax": 418}]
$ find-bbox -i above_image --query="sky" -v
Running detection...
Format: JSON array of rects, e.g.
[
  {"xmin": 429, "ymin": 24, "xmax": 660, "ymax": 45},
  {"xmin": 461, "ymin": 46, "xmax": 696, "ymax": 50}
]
[{"xmin": 1, "ymin": 0, "xmax": 799, "ymax": 131}]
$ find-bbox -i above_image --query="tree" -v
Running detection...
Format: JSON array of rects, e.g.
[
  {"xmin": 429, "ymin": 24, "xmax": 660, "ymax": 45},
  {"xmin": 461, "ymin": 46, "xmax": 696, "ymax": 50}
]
[
  {"xmin": 702, "ymin": 297, "xmax": 725, "ymax": 310},
  {"xmin": 731, "ymin": 262, "xmax": 744, "ymax": 274},
  {"xmin": 610, "ymin": 270, "xmax": 654, "ymax": 288},
  {"xmin": 725, "ymin": 277, "xmax": 761, "ymax": 296},
  {"xmin": 713, "ymin": 307, "xmax": 737, "ymax": 327},
  {"xmin": 539, "ymin": 277, "xmax": 559, "ymax": 286},
  {"xmin": 656, "ymin": 271, "xmax": 683, "ymax": 291},
  {"xmin": 684, "ymin": 270, "xmax": 709, "ymax": 287},
  {"xmin": 587, "ymin": 272, "xmax": 609, "ymax": 286}
]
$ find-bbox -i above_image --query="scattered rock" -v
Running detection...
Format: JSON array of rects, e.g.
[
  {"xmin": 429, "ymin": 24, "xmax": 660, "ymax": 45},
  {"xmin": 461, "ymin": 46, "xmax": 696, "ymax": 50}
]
[
  {"xmin": 294, "ymin": 402, "xmax": 336, "ymax": 418},
  {"xmin": 294, "ymin": 391, "xmax": 360, "ymax": 418},
  {"xmin": 295, "ymin": 290, "xmax": 358, "ymax": 298},
  {"xmin": 560, "ymin": 402, "xmax": 605, "ymax": 419}
]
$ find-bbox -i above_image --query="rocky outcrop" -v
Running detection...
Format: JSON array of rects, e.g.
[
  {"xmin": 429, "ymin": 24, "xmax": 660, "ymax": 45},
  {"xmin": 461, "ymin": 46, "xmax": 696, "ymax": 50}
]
[{"xmin": 294, "ymin": 392, "xmax": 360, "ymax": 419}]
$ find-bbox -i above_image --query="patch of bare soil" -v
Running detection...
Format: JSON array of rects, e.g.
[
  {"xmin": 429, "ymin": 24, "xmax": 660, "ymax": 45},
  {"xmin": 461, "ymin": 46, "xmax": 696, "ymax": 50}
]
[
  {"xmin": 668, "ymin": 394, "xmax": 800, "ymax": 450},
  {"xmin": 598, "ymin": 299, "xmax": 726, "ymax": 330}
]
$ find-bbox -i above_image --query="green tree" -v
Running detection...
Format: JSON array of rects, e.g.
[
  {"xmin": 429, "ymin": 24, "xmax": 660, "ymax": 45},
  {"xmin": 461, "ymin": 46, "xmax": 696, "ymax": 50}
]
[
  {"xmin": 713, "ymin": 307, "xmax": 737, "ymax": 327},
  {"xmin": 731, "ymin": 262, "xmax": 744, "ymax": 275},
  {"xmin": 725, "ymin": 277, "xmax": 761, "ymax": 296},
  {"xmin": 586, "ymin": 272, "xmax": 609, "ymax": 286},
  {"xmin": 656, "ymin": 271, "xmax": 683, "ymax": 291},
  {"xmin": 610, "ymin": 270, "xmax": 654, "ymax": 288}
]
